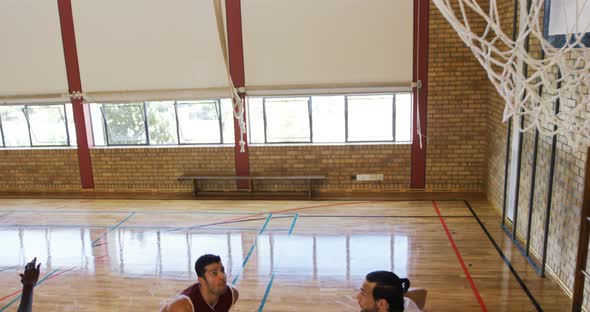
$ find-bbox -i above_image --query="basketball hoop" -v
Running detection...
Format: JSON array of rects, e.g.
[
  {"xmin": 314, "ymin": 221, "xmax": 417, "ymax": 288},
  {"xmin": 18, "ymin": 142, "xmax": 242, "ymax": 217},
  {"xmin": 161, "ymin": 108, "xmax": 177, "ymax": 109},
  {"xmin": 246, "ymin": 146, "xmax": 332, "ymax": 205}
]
[{"xmin": 432, "ymin": 0, "xmax": 590, "ymax": 148}]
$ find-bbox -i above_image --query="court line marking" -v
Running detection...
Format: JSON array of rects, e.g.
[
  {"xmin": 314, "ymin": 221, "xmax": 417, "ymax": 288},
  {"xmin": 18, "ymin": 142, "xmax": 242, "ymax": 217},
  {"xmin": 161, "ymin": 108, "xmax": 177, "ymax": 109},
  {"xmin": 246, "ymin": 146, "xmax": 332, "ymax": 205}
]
[
  {"xmin": 0, "ymin": 268, "xmax": 60, "ymax": 310},
  {"xmin": 259, "ymin": 214, "xmax": 273, "ymax": 234},
  {"xmin": 0, "ymin": 266, "xmax": 16, "ymax": 273},
  {"xmin": 91, "ymin": 212, "xmax": 136, "ymax": 247},
  {"xmin": 231, "ymin": 214, "xmax": 273, "ymax": 285},
  {"xmin": 0, "ymin": 208, "xmax": 296, "ymax": 217},
  {"xmin": 257, "ymin": 213, "xmax": 299, "ymax": 311},
  {"xmin": 0, "ymin": 224, "xmax": 289, "ymax": 232},
  {"xmin": 257, "ymin": 273, "xmax": 275, "ymax": 312},
  {"xmin": 462, "ymin": 200, "xmax": 542, "ymax": 311},
  {"xmin": 288, "ymin": 213, "xmax": 299, "ymax": 235},
  {"xmin": 176, "ymin": 201, "xmax": 378, "ymax": 232},
  {"xmin": 432, "ymin": 200, "xmax": 488, "ymax": 312}
]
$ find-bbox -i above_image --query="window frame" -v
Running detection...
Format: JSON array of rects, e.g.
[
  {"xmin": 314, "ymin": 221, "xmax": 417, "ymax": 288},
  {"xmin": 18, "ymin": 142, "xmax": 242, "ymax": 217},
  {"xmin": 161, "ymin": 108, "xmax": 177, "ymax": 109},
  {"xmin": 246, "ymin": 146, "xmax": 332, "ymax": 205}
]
[
  {"xmin": 344, "ymin": 94, "xmax": 396, "ymax": 143},
  {"xmin": 262, "ymin": 96, "xmax": 313, "ymax": 144},
  {"xmin": 174, "ymin": 100, "xmax": 224, "ymax": 145},
  {"xmin": 99, "ymin": 102, "xmax": 149, "ymax": 146},
  {"xmin": 0, "ymin": 103, "xmax": 74, "ymax": 148},
  {"xmin": 247, "ymin": 92, "xmax": 412, "ymax": 146},
  {"xmin": 23, "ymin": 103, "xmax": 71, "ymax": 147}
]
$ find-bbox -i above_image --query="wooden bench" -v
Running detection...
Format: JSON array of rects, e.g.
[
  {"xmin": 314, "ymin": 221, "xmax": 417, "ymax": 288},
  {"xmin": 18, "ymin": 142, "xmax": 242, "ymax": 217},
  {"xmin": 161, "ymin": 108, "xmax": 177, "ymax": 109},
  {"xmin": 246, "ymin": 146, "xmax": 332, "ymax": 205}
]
[{"xmin": 177, "ymin": 175, "xmax": 326, "ymax": 199}]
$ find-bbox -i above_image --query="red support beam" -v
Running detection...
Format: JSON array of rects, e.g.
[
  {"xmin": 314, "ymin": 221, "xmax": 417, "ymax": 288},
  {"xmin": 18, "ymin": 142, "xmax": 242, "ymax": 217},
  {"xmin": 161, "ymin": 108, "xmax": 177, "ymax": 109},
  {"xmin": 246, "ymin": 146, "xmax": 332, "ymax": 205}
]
[
  {"xmin": 411, "ymin": 0, "xmax": 429, "ymax": 189},
  {"xmin": 57, "ymin": 0, "xmax": 95, "ymax": 188},
  {"xmin": 226, "ymin": 0, "xmax": 250, "ymax": 189}
]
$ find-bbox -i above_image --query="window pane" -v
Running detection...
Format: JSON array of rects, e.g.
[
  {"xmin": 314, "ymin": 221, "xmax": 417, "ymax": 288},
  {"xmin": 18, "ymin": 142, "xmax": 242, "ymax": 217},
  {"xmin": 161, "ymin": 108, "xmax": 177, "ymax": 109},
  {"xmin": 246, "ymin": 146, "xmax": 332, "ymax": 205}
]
[
  {"xmin": 176, "ymin": 101, "xmax": 221, "ymax": 144},
  {"xmin": 265, "ymin": 97, "xmax": 310, "ymax": 143},
  {"xmin": 26, "ymin": 105, "xmax": 68, "ymax": 146},
  {"xmin": 146, "ymin": 101, "xmax": 177, "ymax": 145},
  {"xmin": 347, "ymin": 95, "xmax": 393, "ymax": 141},
  {"xmin": 90, "ymin": 104, "xmax": 106, "ymax": 146},
  {"xmin": 395, "ymin": 93, "xmax": 412, "ymax": 142},
  {"xmin": 247, "ymin": 97, "xmax": 265, "ymax": 144},
  {"xmin": 220, "ymin": 99, "xmax": 235, "ymax": 144},
  {"xmin": 0, "ymin": 106, "xmax": 30, "ymax": 147},
  {"xmin": 311, "ymin": 96, "xmax": 345, "ymax": 143},
  {"xmin": 65, "ymin": 104, "xmax": 77, "ymax": 146},
  {"xmin": 102, "ymin": 103, "xmax": 147, "ymax": 145},
  {"xmin": 0, "ymin": 120, "xmax": 4, "ymax": 147}
]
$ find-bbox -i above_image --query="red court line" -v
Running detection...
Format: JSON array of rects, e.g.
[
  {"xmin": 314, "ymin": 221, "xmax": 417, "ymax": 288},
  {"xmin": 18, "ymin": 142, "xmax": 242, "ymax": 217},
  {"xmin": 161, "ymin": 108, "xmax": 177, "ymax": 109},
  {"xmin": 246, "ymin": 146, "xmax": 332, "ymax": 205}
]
[
  {"xmin": 432, "ymin": 200, "xmax": 488, "ymax": 312},
  {"xmin": 0, "ymin": 267, "xmax": 76, "ymax": 302},
  {"xmin": 185, "ymin": 201, "xmax": 378, "ymax": 230},
  {"xmin": 0, "ymin": 289, "xmax": 20, "ymax": 303}
]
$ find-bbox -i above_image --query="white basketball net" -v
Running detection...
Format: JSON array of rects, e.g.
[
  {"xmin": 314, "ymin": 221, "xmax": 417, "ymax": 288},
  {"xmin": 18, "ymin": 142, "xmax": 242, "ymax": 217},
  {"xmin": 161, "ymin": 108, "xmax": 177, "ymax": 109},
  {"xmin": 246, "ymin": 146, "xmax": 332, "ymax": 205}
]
[{"xmin": 432, "ymin": 0, "xmax": 590, "ymax": 148}]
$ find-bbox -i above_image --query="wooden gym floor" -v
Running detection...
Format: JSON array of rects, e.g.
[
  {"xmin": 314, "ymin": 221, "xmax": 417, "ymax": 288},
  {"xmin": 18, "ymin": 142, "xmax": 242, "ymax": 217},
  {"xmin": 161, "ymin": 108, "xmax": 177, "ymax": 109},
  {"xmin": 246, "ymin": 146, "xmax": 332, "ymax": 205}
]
[{"xmin": 0, "ymin": 198, "xmax": 572, "ymax": 311}]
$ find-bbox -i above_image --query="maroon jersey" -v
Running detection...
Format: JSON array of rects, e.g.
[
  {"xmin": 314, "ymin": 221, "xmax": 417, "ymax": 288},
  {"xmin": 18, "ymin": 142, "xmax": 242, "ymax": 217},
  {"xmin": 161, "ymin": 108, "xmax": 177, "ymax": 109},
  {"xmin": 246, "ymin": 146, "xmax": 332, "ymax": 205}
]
[{"xmin": 180, "ymin": 283, "xmax": 234, "ymax": 312}]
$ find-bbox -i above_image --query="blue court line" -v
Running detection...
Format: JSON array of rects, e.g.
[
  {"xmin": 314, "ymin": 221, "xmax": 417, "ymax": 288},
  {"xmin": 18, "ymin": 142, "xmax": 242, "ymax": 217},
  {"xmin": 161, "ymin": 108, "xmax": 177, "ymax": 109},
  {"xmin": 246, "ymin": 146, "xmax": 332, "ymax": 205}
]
[
  {"xmin": 259, "ymin": 214, "xmax": 273, "ymax": 234},
  {"xmin": 257, "ymin": 273, "xmax": 276, "ymax": 312},
  {"xmin": 256, "ymin": 214, "xmax": 299, "ymax": 310},
  {"xmin": 91, "ymin": 212, "xmax": 136, "ymax": 247},
  {"xmin": 231, "ymin": 214, "xmax": 273, "ymax": 285},
  {"xmin": 0, "ymin": 266, "xmax": 16, "ymax": 273},
  {"xmin": 0, "ymin": 268, "xmax": 60, "ymax": 312},
  {"xmin": 288, "ymin": 214, "xmax": 299, "ymax": 236}
]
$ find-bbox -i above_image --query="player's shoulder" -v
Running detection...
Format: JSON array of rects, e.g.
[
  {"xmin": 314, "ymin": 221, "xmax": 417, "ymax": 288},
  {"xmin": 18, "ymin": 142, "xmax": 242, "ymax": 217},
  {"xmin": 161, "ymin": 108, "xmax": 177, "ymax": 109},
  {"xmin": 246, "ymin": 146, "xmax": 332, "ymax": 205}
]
[{"xmin": 162, "ymin": 295, "xmax": 194, "ymax": 312}]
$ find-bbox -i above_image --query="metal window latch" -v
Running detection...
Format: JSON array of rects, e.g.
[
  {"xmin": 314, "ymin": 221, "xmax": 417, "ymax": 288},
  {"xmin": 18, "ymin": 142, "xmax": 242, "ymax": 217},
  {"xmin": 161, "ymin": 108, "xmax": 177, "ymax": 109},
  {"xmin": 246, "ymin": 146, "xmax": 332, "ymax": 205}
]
[{"xmin": 411, "ymin": 81, "xmax": 422, "ymax": 89}]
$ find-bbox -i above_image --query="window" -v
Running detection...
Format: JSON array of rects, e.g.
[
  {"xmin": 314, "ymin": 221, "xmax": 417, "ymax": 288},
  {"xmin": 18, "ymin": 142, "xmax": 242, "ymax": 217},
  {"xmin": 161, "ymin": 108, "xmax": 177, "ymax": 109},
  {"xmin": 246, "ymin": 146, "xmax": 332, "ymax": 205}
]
[
  {"xmin": 347, "ymin": 95, "xmax": 394, "ymax": 142},
  {"xmin": 25, "ymin": 105, "xmax": 69, "ymax": 146},
  {"xmin": 146, "ymin": 101, "xmax": 177, "ymax": 145},
  {"xmin": 312, "ymin": 96, "xmax": 345, "ymax": 143},
  {"xmin": 395, "ymin": 93, "xmax": 412, "ymax": 142},
  {"xmin": 65, "ymin": 104, "xmax": 77, "ymax": 146},
  {"xmin": 247, "ymin": 98, "xmax": 265, "ymax": 144},
  {"xmin": 220, "ymin": 99, "xmax": 236, "ymax": 144},
  {"xmin": 90, "ymin": 100, "xmax": 235, "ymax": 146},
  {"xmin": 102, "ymin": 103, "xmax": 147, "ymax": 145},
  {"xmin": 264, "ymin": 97, "xmax": 311, "ymax": 143},
  {"xmin": 0, "ymin": 106, "xmax": 30, "ymax": 147},
  {"xmin": 246, "ymin": 93, "xmax": 412, "ymax": 145},
  {"xmin": 176, "ymin": 101, "xmax": 222, "ymax": 144},
  {"xmin": 0, "ymin": 104, "xmax": 76, "ymax": 148}
]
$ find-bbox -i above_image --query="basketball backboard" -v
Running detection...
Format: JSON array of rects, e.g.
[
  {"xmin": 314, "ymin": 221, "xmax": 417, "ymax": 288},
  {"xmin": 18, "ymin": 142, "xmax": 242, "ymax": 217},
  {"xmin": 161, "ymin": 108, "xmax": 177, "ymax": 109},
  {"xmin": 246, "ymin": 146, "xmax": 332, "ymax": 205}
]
[{"xmin": 544, "ymin": 0, "xmax": 590, "ymax": 47}]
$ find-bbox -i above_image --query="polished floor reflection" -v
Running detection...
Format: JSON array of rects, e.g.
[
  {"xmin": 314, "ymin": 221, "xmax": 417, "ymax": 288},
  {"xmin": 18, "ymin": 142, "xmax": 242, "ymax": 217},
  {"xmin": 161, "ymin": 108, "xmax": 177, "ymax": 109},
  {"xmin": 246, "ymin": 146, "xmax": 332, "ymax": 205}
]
[{"xmin": 0, "ymin": 199, "xmax": 573, "ymax": 311}]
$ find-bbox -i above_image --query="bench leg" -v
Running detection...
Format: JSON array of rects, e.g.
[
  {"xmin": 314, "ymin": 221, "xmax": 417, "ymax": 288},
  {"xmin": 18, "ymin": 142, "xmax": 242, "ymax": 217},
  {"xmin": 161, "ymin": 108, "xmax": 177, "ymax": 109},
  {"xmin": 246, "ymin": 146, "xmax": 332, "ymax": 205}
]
[{"xmin": 193, "ymin": 179, "xmax": 199, "ymax": 198}]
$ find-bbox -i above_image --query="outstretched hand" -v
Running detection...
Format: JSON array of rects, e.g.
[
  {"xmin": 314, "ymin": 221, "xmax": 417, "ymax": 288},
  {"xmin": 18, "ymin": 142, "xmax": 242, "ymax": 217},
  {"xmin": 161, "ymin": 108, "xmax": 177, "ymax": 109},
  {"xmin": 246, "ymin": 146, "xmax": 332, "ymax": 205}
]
[{"xmin": 19, "ymin": 258, "xmax": 41, "ymax": 287}]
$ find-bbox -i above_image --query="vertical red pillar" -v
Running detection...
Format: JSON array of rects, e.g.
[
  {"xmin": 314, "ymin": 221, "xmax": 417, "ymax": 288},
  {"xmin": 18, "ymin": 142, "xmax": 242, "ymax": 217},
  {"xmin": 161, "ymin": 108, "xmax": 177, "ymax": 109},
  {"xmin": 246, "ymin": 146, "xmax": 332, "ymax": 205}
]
[
  {"xmin": 411, "ymin": 0, "xmax": 429, "ymax": 189},
  {"xmin": 57, "ymin": 0, "xmax": 94, "ymax": 188},
  {"xmin": 226, "ymin": 0, "xmax": 250, "ymax": 189}
]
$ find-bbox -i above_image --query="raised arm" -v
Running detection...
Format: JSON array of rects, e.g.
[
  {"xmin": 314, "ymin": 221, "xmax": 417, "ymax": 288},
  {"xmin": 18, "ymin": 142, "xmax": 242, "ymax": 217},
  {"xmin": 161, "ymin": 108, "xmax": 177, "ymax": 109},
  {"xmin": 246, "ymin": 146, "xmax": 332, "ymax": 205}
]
[{"xmin": 17, "ymin": 258, "xmax": 41, "ymax": 312}]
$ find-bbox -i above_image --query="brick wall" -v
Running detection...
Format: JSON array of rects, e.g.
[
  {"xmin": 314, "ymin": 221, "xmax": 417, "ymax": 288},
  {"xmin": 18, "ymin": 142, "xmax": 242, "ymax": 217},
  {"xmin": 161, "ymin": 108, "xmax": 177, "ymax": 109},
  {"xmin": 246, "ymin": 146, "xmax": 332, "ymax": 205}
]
[
  {"xmin": 90, "ymin": 147, "xmax": 235, "ymax": 191},
  {"xmin": 484, "ymin": 0, "xmax": 588, "ymax": 304},
  {"xmin": 425, "ymin": 1, "xmax": 488, "ymax": 192},
  {"xmin": 0, "ymin": 148, "xmax": 80, "ymax": 191},
  {"xmin": 249, "ymin": 145, "xmax": 411, "ymax": 191}
]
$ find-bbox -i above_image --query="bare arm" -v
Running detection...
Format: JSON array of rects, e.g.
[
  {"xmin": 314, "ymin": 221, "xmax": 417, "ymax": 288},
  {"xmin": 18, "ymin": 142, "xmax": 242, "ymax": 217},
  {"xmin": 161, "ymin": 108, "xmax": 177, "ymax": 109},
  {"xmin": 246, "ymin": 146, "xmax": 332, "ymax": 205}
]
[{"xmin": 17, "ymin": 258, "xmax": 41, "ymax": 312}]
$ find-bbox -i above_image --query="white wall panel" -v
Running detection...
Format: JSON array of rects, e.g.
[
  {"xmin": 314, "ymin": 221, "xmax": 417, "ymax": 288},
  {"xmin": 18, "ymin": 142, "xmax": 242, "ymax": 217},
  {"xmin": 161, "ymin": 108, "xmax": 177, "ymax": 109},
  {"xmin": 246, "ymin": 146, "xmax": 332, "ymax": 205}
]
[
  {"xmin": 0, "ymin": 0, "xmax": 68, "ymax": 97},
  {"xmin": 242, "ymin": 0, "xmax": 414, "ymax": 91},
  {"xmin": 71, "ymin": 0, "xmax": 229, "ymax": 95}
]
